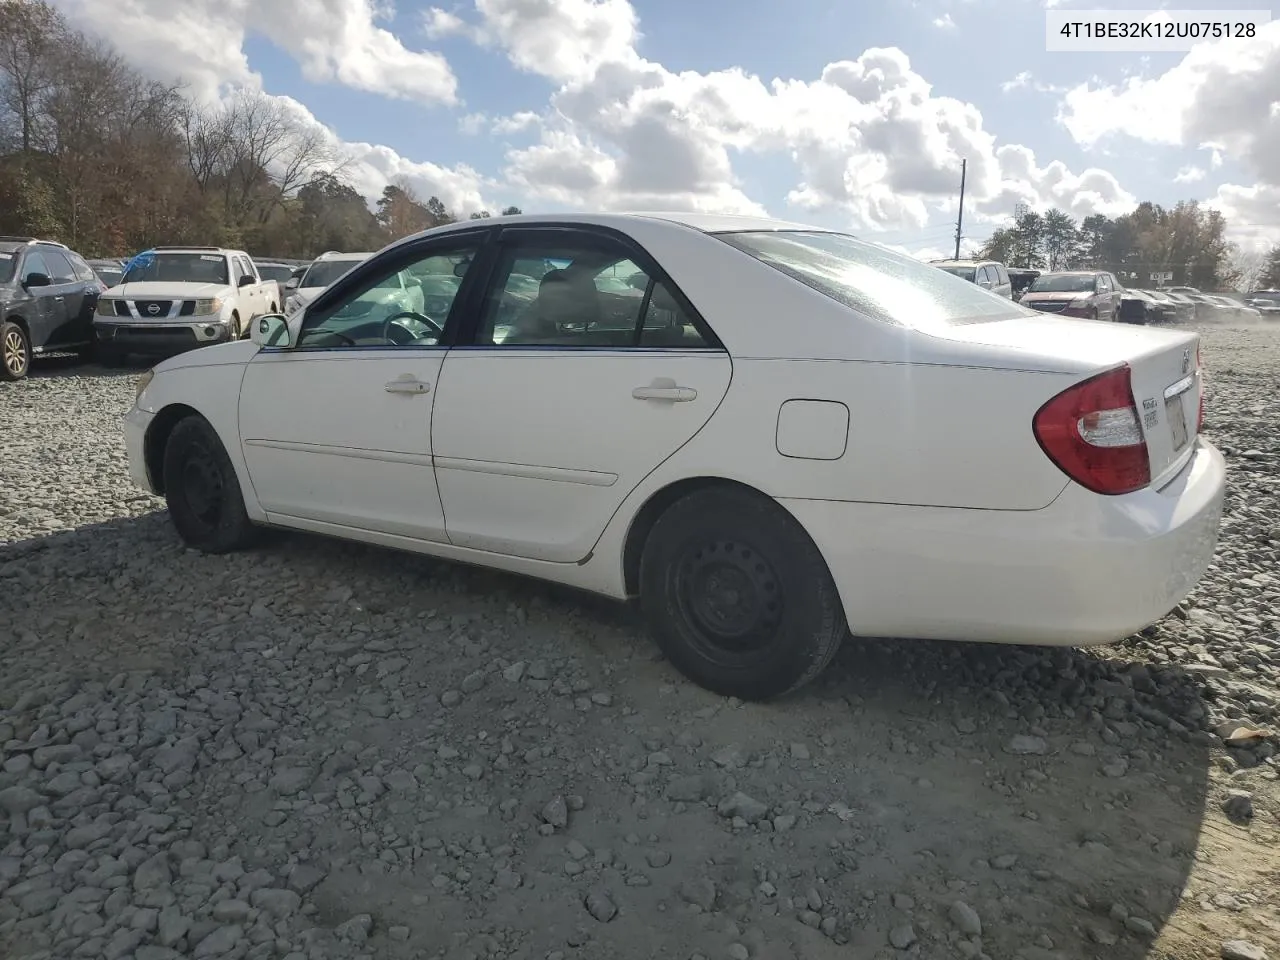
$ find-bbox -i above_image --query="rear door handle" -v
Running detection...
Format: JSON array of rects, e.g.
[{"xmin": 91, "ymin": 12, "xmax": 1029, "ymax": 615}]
[
  {"xmin": 633, "ymin": 377, "xmax": 696, "ymax": 402},
  {"xmin": 385, "ymin": 379, "xmax": 430, "ymax": 394}
]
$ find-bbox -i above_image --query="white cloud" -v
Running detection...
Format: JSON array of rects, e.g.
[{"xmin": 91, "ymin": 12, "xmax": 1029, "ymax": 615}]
[
  {"xmin": 1207, "ymin": 183, "xmax": 1280, "ymax": 249},
  {"xmin": 54, "ymin": 0, "xmax": 1167, "ymax": 233},
  {"xmin": 50, "ymin": 0, "xmax": 487, "ymax": 212},
  {"xmin": 56, "ymin": 0, "xmax": 458, "ymax": 106},
  {"xmin": 933, "ymin": 14, "xmax": 956, "ymax": 30},
  {"xmin": 1174, "ymin": 165, "xmax": 1206, "ymax": 183},
  {"xmin": 1057, "ymin": 21, "xmax": 1280, "ymax": 189}
]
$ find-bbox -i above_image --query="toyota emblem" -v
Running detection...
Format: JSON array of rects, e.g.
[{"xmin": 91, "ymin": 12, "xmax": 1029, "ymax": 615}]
[{"xmin": 146, "ymin": 303, "xmax": 161, "ymax": 316}]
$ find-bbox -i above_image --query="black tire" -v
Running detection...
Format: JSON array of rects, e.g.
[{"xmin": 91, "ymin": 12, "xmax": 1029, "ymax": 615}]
[
  {"xmin": 638, "ymin": 486, "xmax": 847, "ymax": 701},
  {"xmin": 161, "ymin": 414, "xmax": 258, "ymax": 553},
  {"xmin": 231, "ymin": 312, "xmax": 242, "ymax": 339},
  {"xmin": 1, "ymin": 320, "xmax": 31, "ymax": 381}
]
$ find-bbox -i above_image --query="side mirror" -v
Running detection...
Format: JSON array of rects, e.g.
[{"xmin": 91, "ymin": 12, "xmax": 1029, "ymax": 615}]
[
  {"xmin": 238, "ymin": 274, "xmax": 255, "ymax": 288},
  {"xmin": 976, "ymin": 279, "xmax": 992, "ymax": 288},
  {"xmin": 24, "ymin": 272, "xmax": 51, "ymax": 288},
  {"xmin": 453, "ymin": 259, "xmax": 471, "ymax": 279},
  {"xmin": 251, "ymin": 313, "xmax": 294, "ymax": 348}
]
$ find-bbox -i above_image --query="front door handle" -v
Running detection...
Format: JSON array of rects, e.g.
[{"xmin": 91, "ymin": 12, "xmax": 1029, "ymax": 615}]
[
  {"xmin": 633, "ymin": 377, "xmax": 696, "ymax": 402},
  {"xmin": 385, "ymin": 378, "xmax": 430, "ymax": 394}
]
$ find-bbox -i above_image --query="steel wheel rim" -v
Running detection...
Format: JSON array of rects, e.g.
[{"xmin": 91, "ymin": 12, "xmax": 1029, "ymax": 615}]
[
  {"xmin": 3, "ymin": 329, "xmax": 26, "ymax": 375},
  {"xmin": 181, "ymin": 440, "xmax": 224, "ymax": 527},
  {"xmin": 674, "ymin": 539, "xmax": 784, "ymax": 662}
]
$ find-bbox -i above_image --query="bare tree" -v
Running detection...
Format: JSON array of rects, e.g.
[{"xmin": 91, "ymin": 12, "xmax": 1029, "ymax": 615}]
[
  {"xmin": 0, "ymin": 0, "xmax": 65, "ymax": 153},
  {"xmin": 1229, "ymin": 245, "xmax": 1272, "ymax": 293}
]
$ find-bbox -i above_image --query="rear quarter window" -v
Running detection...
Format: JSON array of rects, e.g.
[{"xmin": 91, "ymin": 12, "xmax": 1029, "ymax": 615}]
[{"xmin": 716, "ymin": 231, "xmax": 1030, "ymax": 329}]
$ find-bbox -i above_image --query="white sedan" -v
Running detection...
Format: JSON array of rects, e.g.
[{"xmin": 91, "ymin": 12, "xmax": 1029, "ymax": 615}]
[{"xmin": 123, "ymin": 212, "xmax": 1226, "ymax": 701}]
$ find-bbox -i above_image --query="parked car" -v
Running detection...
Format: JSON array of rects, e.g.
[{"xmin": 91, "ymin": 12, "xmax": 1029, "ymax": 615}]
[
  {"xmin": 930, "ymin": 259, "xmax": 1013, "ymax": 298},
  {"xmin": 86, "ymin": 258, "xmax": 125, "ymax": 288},
  {"xmin": 1245, "ymin": 290, "xmax": 1280, "ymax": 318},
  {"xmin": 0, "ymin": 236, "xmax": 106, "ymax": 380},
  {"xmin": 253, "ymin": 260, "xmax": 295, "ymax": 303},
  {"xmin": 1203, "ymin": 294, "xmax": 1260, "ymax": 321},
  {"xmin": 1008, "ymin": 268, "xmax": 1040, "ymax": 301},
  {"xmin": 123, "ymin": 212, "xmax": 1225, "ymax": 702},
  {"xmin": 1119, "ymin": 289, "xmax": 1179, "ymax": 325},
  {"xmin": 1019, "ymin": 270, "xmax": 1122, "ymax": 321},
  {"xmin": 93, "ymin": 246, "xmax": 279, "ymax": 364},
  {"xmin": 1118, "ymin": 289, "xmax": 1155, "ymax": 324},
  {"xmin": 284, "ymin": 252, "xmax": 368, "ymax": 315},
  {"xmin": 1144, "ymin": 288, "xmax": 1195, "ymax": 324},
  {"xmin": 284, "ymin": 250, "xmax": 423, "ymax": 320}
]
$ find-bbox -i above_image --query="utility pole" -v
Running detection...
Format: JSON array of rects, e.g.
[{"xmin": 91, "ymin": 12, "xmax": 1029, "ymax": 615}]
[{"xmin": 953, "ymin": 158, "xmax": 967, "ymax": 260}]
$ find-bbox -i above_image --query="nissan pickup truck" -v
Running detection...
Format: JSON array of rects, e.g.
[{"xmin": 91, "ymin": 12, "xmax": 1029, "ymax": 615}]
[{"xmin": 93, "ymin": 246, "xmax": 279, "ymax": 363}]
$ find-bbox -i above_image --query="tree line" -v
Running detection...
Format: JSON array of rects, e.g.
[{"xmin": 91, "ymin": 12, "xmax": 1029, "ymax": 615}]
[
  {"xmin": 977, "ymin": 203, "xmax": 1280, "ymax": 292},
  {"xmin": 0, "ymin": 0, "xmax": 518, "ymax": 260}
]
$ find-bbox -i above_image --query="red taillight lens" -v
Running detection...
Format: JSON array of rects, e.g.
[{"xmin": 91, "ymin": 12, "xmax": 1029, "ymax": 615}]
[{"xmin": 1033, "ymin": 363, "xmax": 1150, "ymax": 496}]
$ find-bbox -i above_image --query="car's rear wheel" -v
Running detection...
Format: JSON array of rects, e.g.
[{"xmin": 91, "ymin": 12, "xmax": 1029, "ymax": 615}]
[
  {"xmin": 161, "ymin": 414, "xmax": 258, "ymax": 553},
  {"xmin": 638, "ymin": 486, "xmax": 847, "ymax": 701},
  {"xmin": 1, "ymin": 321, "xmax": 30, "ymax": 381}
]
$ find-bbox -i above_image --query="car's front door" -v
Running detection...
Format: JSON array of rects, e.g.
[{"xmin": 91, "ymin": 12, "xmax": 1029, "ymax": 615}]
[
  {"xmin": 431, "ymin": 225, "xmax": 733, "ymax": 563},
  {"xmin": 237, "ymin": 231, "xmax": 489, "ymax": 540}
]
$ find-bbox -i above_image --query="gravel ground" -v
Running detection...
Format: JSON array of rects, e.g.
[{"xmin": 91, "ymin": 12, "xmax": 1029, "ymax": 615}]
[{"xmin": 1, "ymin": 323, "xmax": 1277, "ymax": 960}]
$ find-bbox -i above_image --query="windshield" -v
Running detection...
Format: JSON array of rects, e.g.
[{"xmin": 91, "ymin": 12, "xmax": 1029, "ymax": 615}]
[
  {"xmin": 0, "ymin": 253, "xmax": 13, "ymax": 283},
  {"xmin": 1028, "ymin": 274, "xmax": 1096, "ymax": 293},
  {"xmin": 715, "ymin": 231, "xmax": 1025, "ymax": 328},
  {"xmin": 1249, "ymin": 295, "xmax": 1279, "ymax": 307},
  {"xmin": 123, "ymin": 252, "xmax": 228, "ymax": 285},
  {"xmin": 937, "ymin": 265, "xmax": 977, "ymax": 282},
  {"xmin": 302, "ymin": 259, "xmax": 362, "ymax": 289},
  {"xmin": 94, "ymin": 266, "xmax": 123, "ymax": 286},
  {"xmin": 256, "ymin": 264, "xmax": 294, "ymax": 282}
]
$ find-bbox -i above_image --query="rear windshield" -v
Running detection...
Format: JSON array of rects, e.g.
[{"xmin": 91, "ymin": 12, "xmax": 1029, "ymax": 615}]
[
  {"xmin": 0, "ymin": 253, "xmax": 13, "ymax": 283},
  {"xmin": 256, "ymin": 263, "xmax": 294, "ymax": 282},
  {"xmin": 1028, "ymin": 274, "xmax": 1096, "ymax": 293},
  {"xmin": 302, "ymin": 259, "xmax": 362, "ymax": 289},
  {"xmin": 937, "ymin": 265, "xmax": 976, "ymax": 282},
  {"xmin": 714, "ymin": 231, "xmax": 1026, "ymax": 328}
]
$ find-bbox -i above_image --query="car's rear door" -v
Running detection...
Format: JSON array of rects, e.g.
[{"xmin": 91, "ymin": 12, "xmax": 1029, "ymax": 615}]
[{"xmin": 430, "ymin": 224, "xmax": 732, "ymax": 563}]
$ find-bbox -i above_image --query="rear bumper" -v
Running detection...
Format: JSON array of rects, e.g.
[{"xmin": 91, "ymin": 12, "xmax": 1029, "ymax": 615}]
[{"xmin": 781, "ymin": 438, "xmax": 1226, "ymax": 646}]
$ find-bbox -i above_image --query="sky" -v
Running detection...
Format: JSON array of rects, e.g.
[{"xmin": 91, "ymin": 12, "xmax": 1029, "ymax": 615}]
[{"xmin": 48, "ymin": 0, "xmax": 1280, "ymax": 261}]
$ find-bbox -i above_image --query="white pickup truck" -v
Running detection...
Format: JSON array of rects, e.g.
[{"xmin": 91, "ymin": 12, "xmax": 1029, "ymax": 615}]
[{"xmin": 93, "ymin": 246, "xmax": 279, "ymax": 363}]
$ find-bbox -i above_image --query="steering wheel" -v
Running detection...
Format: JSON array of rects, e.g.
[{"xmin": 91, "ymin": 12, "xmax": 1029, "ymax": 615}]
[{"xmin": 381, "ymin": 311, "xmax": 443, "ymax": 344}]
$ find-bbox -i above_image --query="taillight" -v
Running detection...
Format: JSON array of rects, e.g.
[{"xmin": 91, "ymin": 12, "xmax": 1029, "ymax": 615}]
[{"xmin": 1033, "ymin": 364, "xmax": 1150, "ymax": 496}]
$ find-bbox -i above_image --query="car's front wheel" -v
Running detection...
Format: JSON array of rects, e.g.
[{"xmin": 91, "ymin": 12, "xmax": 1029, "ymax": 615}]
[
  {"xmin": 639, "ymin": 486, "xmax": 847, "ymax": 701},
  {"xmin": 161, "ymin": 414, "xmax": 258, "ymax": 553},
  {"xmin": 1, "ymin": 320, "xmax": 31, "ymax": 381}
]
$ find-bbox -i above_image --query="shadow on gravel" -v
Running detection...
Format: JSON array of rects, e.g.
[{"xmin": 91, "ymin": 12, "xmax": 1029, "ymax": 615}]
[{"xmin": 0, "ymin": 515, "xmax": 1219, "ymax": 960}]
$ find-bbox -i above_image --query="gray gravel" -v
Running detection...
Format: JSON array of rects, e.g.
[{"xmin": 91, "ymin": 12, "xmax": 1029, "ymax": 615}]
[{"xmin": 1, "ymin": 326, "xmax": 1278, "ymax": 960}]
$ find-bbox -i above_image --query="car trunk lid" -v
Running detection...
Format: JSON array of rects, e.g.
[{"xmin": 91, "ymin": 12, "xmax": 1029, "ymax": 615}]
[{"xmin": 930, "ymin": 314, "xmax": 1203, "ymax": 489}]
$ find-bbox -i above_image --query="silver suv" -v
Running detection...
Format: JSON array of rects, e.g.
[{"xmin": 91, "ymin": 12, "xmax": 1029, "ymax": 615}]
[{"xmin": 931, "ymin": 259, "xmax": 1013, "ymax": 299}]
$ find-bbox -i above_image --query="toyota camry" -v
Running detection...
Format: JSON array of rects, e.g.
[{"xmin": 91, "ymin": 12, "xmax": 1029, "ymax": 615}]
[{"xmin": 123, "ymin": 212, "xmax": 1226, "ymax": 701}]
